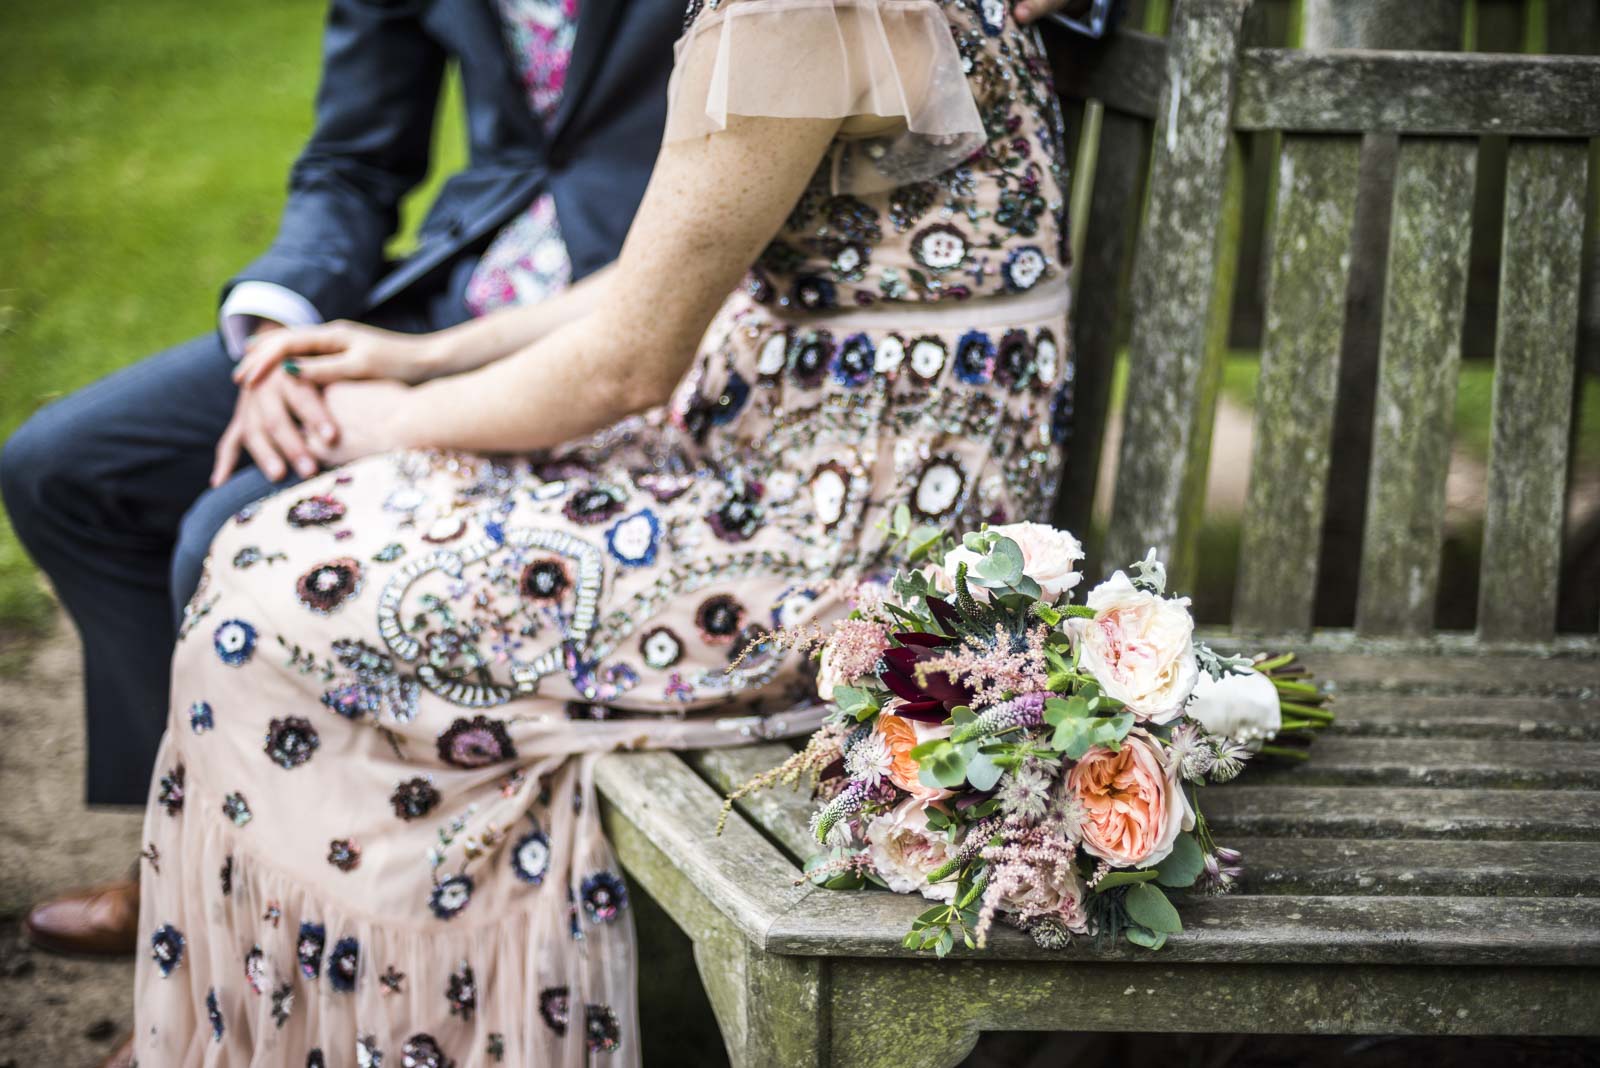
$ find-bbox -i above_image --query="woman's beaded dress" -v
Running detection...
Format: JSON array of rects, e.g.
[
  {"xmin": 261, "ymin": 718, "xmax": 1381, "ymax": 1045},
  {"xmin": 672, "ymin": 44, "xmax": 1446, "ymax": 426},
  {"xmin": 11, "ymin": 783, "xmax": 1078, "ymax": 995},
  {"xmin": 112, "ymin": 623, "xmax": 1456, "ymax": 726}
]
[{"xmin": 134, "ymin": 2, "xmax": 1075, "ymax": 1063}]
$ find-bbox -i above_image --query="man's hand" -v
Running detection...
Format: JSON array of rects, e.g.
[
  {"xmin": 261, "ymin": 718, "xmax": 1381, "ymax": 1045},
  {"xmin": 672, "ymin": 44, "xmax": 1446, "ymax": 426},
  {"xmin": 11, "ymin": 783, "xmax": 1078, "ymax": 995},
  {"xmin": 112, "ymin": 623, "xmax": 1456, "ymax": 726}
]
[{"xmin": 212, "ymin": 363, "xmax": 339, "ymax": 487}]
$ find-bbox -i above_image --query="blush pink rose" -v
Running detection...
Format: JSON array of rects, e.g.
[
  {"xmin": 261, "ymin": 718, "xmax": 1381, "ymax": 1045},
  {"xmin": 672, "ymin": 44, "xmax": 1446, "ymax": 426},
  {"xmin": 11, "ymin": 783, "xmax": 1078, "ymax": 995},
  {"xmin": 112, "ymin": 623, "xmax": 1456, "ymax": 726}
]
[
  {"xmin": 864, "ymin": 798, "xmax": 958, "ymax": 901},
  {"xmin": 1067, "ymin": 730, "xmax": 1193, "ymax": 869},
  {"xmin": 1005, "ymin": 863, "xmax": 1090, "ymax": 933}
]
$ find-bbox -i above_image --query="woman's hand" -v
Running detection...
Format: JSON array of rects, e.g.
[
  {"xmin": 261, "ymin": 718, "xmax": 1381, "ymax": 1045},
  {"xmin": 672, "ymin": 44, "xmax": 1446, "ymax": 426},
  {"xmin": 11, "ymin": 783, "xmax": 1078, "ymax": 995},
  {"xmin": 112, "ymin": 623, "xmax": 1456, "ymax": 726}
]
[
  {"xmin": 304, "ymin": 380, "xmax": 419, "ymax": 467},
  {"xmin": 233, "ymin": 321, "xmax": 443, "ymax": 388},
  {"xmin": 1014, "ymin": 0, "xmax": 1095, "ymax": 24}
]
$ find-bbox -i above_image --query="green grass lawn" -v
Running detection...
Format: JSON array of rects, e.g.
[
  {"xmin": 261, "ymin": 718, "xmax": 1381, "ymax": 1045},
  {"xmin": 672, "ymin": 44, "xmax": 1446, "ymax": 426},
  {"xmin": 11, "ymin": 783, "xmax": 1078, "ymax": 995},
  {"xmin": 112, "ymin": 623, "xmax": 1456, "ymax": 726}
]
[{"xmin": 0, "ymin": 0, "xmax": 463, "ymax": 638}]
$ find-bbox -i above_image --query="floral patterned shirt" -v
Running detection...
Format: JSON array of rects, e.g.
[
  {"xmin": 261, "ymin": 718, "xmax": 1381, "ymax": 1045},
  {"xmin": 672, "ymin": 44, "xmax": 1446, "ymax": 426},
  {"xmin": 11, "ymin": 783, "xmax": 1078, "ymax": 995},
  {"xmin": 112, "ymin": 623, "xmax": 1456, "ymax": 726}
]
[{"xmin": 464, "ymin": 0, "xmax": 581, "ymax": 316}]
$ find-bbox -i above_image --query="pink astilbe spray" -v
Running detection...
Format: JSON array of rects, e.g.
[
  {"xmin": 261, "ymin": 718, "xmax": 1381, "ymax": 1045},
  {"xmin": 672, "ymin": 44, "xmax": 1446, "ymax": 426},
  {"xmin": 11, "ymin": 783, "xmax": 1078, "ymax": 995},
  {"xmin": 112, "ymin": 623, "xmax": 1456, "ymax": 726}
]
[
  {"xmin": 823, "ymin": 619, "xmax": 893, "ymax": 684},
  {"xmin": 972, "ymin": 806, "xmax": 1086, "ymax": 947},
  {"xmin": 918, "ymin": 623, "xmax": 1051, "ymax": 707}
]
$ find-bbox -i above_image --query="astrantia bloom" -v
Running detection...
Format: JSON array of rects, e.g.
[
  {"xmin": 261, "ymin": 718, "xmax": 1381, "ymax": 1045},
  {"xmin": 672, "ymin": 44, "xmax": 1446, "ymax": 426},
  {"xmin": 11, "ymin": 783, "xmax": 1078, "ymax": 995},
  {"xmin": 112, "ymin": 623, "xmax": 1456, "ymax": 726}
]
[
  {"xmin": 1067, "ymin": 730, "xmax": 1193, "ymax": 868},
  {"xmin": 843, "ymin": 730, "xmax": 894, "ymax": 788},
  {"xmin": 1073, "ymin": 571, "xmax": 1198, "ymax": 722},
  {"xmin": 996, "ymin": 761, "xmax": 1054, "ymax": 821}
]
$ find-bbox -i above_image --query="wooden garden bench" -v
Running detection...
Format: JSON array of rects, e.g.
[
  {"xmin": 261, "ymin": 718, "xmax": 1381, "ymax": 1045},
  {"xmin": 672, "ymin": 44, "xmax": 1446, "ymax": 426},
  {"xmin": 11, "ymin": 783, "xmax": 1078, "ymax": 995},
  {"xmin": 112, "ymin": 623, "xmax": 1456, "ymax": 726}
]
[{"xmin": 596, "ymin": 1, "xmax": 1600, "ymax": 1062}]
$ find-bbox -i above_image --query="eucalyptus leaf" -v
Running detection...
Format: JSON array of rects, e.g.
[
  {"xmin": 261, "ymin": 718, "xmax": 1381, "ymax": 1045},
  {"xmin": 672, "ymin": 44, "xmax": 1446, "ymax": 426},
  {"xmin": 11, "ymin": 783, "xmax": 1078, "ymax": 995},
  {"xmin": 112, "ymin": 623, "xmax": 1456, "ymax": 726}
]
[
  {"xmin": 1154, "ymin": 833, "xmax": 1204, "ymax": 888},
  {"xmin": 1093, "ymin": 869, "xmax": 1160, "ymax": 894},
  {"xmin": 1125, "ymin": 925, "xmax": 1168, "ymax": 950},
  {"xmin": 965, "ymin": 748, "xmax": 1004, "ymax": 792},
  {"xmin": 1124, "ymin": 882, "xmax": 1183, "ymax": 934}
]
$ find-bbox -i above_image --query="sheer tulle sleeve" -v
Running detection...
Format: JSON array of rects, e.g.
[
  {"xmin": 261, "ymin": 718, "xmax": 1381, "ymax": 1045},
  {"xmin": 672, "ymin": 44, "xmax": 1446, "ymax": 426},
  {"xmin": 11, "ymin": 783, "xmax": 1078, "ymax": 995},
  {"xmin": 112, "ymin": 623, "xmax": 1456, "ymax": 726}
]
[{"xmin": 665, "ymin": 0, "xmax": 986, "ymax": 193}]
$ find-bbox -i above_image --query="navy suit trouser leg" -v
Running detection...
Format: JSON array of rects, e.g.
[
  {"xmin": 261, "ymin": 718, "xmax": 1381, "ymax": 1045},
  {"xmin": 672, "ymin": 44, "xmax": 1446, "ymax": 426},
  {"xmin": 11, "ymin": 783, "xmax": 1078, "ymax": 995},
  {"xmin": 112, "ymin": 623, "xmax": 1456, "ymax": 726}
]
[{"xmin": 0, "ymin": 333, "xmax": 297, "ymax": 805}]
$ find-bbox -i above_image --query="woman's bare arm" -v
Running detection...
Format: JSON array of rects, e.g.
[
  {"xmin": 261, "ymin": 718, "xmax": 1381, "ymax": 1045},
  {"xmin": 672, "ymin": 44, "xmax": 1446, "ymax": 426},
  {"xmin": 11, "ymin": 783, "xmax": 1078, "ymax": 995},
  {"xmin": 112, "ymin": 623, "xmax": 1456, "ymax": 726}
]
[{"xmin": 384, "ymin": 115, "xmax": 839, "ymax": 454}]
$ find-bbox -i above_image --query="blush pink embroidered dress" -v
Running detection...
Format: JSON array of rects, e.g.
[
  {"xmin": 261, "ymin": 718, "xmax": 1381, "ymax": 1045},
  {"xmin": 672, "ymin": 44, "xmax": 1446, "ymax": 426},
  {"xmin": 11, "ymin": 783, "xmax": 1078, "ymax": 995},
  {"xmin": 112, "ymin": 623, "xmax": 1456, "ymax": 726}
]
[{"xmin": 134, "ymin": 1, "xmax": 1074, "ymax": 1063}]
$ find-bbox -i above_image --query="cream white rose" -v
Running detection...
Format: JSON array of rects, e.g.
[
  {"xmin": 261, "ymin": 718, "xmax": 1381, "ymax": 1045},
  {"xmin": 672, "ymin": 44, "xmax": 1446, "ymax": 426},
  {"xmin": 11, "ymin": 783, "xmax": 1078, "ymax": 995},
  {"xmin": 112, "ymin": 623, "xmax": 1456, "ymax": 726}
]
[
  {"xmin": 1187, "ymin": 668, "xmax": 1281, "ymax": 750},
  {"xmin": 864, "ymin": 799, "xmax": 958, "ymax": 901},
  {"xmin": 1073, "ymin": 571, "xmax": 1199, "ymax": 724}
]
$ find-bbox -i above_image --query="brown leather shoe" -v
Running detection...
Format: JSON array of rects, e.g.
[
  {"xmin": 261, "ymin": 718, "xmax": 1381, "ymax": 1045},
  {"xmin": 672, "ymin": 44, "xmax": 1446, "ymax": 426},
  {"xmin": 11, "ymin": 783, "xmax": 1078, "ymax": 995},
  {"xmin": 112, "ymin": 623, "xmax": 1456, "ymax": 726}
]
[
  {"xmin": 23, "ymin": 878, "xmax": 139, "ymax": 956},
  {"xmin": 95, "ymin": 1034, "xmax": 135, "ymax": 1068}
]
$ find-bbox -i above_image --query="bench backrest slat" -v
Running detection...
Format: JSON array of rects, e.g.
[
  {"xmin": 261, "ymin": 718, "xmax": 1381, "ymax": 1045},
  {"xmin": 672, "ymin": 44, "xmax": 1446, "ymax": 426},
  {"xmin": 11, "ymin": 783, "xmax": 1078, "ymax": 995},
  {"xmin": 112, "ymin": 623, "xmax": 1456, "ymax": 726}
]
[
  {"xmin": 1046, "ymin": 0, "xmax": 1599, "ymax": 647},
  {"xmin": 1477, "ymin": 140, "xmax": 1590, "ymax": 642},
  {"xmin": 1054, "ymin": 107, "xmax": 1152, "ymax": 538},
  {"xmin": 1234, "ymin": 134, "xmax": 1364, "ymax": 634},
  {"xmin": 1354, "ymin": 137, "xmax": 1478, "ymax": 637},
  {"xmin": 1104, "ymin": 0, "xmax": 1251, "ymax": 577}
]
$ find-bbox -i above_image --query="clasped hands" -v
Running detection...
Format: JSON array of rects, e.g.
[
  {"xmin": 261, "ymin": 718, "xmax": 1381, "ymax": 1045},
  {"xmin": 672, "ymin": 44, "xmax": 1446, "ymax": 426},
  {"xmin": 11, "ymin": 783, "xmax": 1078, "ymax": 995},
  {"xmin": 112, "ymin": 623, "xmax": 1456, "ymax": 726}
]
[{"xmin": 211, "ymin": 321, "xmax": 433, "ymax": 487}]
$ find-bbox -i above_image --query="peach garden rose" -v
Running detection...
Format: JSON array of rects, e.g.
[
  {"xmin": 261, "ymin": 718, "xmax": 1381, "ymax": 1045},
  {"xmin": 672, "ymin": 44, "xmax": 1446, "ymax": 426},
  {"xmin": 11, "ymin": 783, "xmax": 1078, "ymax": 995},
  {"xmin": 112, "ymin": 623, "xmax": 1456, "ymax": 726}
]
[
  {"xmin": 876, "ymin": 713, "xmax": 954, "ymax": 803},
  {"xmin": 1066, "ymin": 729, "xmax": 1193, "ymax": 869}
]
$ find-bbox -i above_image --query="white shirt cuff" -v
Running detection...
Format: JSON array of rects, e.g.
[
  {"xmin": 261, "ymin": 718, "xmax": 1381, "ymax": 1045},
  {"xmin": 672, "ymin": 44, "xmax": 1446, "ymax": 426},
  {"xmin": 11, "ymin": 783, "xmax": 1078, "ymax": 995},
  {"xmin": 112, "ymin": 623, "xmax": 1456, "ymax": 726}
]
[{"xmin": 219, "ymin": 282, "xmax": 323, "ymax": 359}]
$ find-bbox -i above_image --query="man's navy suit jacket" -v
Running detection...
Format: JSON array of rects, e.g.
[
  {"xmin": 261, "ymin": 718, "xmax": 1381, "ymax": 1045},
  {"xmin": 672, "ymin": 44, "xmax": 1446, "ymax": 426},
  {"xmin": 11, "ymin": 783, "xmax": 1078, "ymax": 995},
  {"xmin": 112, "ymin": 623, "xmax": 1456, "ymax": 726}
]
[{"xmin": 229, "ymin": 0, "xmax": 682, "ymax": 326}]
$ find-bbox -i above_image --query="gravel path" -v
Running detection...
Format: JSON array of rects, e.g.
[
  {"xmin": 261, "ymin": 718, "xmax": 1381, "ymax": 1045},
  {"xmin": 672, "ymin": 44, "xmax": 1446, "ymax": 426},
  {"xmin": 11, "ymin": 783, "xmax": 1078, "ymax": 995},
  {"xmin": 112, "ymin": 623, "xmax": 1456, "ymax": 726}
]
[{"xmin": 0, "ymin": 615, "xmax": 139, "ymax": 1064}]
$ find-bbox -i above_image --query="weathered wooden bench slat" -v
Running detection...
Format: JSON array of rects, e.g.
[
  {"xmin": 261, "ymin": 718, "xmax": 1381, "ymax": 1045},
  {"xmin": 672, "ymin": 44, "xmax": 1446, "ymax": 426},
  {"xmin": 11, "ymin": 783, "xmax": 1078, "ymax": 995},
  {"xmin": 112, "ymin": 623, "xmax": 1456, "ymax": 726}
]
[
  {"xmin": 767, "ymin": 891, "xmax": 1600, "ymax": 966},
  {"xmin": 1234, "ymin": 133, "xmax": 1363, "ymax": 633},
  {"xmin": 1234, "ymin": 837, "xmax": 1600, "ymax": 896},
  {"xmin": 593, "ymin": 750, "xmax": 809, "ymax": 943},
  {"xmin": 827, "ymin": 960, "xmax": 1597, "ymax": 1062},
  {"xmin": 1242, "ymin": 735, "xmax": 1600, "ymax": 789},
  {"xmin": 1477, "ymin": 140, "xmax": 1589, "ymax": 642},
  {"xmin": 1047, "ymin": 25, "xmax": 1167, "ymax": 120},
  {"xmin": 1105, "ymin": 0, "xmax": 1249, "ymax": 577},
  {"xmin": 1355, "ymin": 137, "xmax": 1478, "ymax": 636},
  {"xmin": 1288, "ymin": 649, "xmax": 1600, "ymax": 694},
  {"xmin": 1235, "ymin": 49, "xmax": 1600, "ymax": 137},
  {"xmin": 1055, "ymin": 107, "xmax": 1151, "ymax": 537},
  {"xmin": 1329, "ymin": 694, "xmax": 1600, "ymax": 740},
  {"xmin": 1205, "ymin": 786, "xmax": 1600, "ymax": 840}
]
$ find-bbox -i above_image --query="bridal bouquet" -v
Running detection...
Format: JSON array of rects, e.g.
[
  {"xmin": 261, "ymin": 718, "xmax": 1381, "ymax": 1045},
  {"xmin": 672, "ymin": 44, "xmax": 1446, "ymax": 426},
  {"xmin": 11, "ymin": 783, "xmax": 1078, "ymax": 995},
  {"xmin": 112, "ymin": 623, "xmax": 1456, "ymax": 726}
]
[{"xmin": 728, "ymin": 514, "xmax": 1332, "ymax": 954}]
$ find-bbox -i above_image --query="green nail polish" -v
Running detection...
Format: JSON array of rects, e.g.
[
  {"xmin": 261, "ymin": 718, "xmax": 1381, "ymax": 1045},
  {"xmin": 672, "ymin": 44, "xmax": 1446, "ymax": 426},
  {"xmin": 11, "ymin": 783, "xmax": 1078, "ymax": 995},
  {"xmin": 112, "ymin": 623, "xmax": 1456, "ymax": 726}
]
[{"xmin": 283, "ymin": 360, "xmax": 301, "ymax": 377}]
